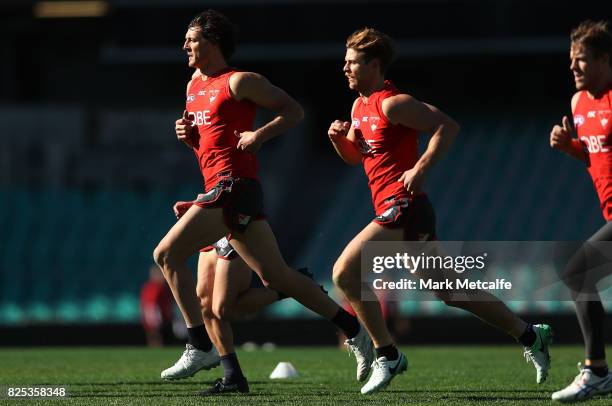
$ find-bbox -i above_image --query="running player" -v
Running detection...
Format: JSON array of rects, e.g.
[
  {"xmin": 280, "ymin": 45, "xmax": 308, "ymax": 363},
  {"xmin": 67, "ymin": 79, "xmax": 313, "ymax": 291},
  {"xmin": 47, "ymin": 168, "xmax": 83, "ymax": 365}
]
[
  {"xmin": 549, "ymin": 20, "xmax": 612, "ymax": 403},
  {"xmin": 153, "ymin": 9, "xmax": 369, "ymax": 393},
  {"xmin": 160, "ymin": 196, "xmax": 275, "ymax": 393},
  {"xmin": 328, "ymin": 27, "xmax": 553, "ymax": 394}
]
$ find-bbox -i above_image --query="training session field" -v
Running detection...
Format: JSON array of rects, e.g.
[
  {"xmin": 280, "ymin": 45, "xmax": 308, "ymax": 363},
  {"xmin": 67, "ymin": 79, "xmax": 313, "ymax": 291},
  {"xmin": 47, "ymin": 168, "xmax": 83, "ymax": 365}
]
[{"xmin": 2, "ymin": 345, "xmax": 611, "ymax": 405}]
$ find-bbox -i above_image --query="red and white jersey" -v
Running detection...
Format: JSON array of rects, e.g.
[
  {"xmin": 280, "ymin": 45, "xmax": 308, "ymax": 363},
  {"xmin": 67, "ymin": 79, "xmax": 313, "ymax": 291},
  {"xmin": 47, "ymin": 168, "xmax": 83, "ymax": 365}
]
[
  {"xmin": 186, "ymin": 68, "xmax": 258, "ymax": 190},
  {"xmin": 352, "ymin": 81, "xmax": 419, "ymax": 215},
  {"xmin": 573, "ymin": 86, "xmax": 612, "ymax": 220}
]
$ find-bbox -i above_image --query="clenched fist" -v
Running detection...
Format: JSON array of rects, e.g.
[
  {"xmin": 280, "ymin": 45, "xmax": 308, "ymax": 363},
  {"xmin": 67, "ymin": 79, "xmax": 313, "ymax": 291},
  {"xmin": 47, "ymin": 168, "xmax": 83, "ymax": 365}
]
[
  {"xmin": 328, "ymin": 120, "xmax": 350, "ymax": 142},
  {"xmin": 550, "ymin": 116, "xmax": 575, "ymax": 152},
  {"xmin": 176, "ymin": 110, "xmax": 195, "ymax": 147}
]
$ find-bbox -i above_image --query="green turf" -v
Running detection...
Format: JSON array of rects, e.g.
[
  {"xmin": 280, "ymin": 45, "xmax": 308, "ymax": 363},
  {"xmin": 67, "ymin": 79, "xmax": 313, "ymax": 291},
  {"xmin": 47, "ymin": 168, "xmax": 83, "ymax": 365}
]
[{"xmin": 0, "ymin": 346, "xmax": 611, "ymax": 405}]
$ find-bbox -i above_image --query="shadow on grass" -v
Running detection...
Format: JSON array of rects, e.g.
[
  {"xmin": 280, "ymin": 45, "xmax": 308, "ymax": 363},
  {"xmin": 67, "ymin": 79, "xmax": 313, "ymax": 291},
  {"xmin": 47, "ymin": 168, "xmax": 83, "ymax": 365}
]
[{"xmin": 37, "ymin": 380, "xmax": 308, "ymax": 387}]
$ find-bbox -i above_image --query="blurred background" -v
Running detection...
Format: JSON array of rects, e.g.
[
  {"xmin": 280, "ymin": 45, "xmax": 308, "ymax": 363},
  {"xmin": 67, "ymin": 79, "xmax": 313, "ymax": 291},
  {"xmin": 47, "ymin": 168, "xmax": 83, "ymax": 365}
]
[{"xmin": 1, "ymin": 0, "xmax": 611, "ymax": 346}]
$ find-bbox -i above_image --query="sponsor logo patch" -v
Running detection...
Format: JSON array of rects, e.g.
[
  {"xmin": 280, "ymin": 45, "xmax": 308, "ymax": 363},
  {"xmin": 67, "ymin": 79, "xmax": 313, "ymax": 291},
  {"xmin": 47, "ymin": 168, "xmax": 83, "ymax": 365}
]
[{"xmin": 574, "ymin": 114, "xmax": 585, "ymax": 127}]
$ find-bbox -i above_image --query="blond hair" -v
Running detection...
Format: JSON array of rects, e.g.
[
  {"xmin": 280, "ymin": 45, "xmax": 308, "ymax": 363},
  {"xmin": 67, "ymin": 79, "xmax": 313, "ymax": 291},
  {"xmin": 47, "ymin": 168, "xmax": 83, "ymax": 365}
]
[
  {"xmin": 571, "ymin": 20, "xmax": 612, "ymax": 65},
  {"xmin": 346, "ymin": 27, "xmax": 395, "ymax": 73}
]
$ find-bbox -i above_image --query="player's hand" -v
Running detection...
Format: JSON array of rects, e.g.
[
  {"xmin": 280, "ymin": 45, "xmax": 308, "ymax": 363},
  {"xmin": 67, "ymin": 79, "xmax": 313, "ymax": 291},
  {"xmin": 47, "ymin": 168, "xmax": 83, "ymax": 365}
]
[
  {"xmin": 550, "ymin": 116, "xmax": 575, "ymax": 151},
  {"xmin": 173, "ymin": 200, "xmax": 194, "ymax": 219},
  {"xmin": 176, "ymin": 110, "xmax": 195, "ymax": 147},
  {"xmin": 235, "ymin": 130, "xmax": 262, "ymax": 153},
  {"xmin": 398, "ymin": 167, "xmax": 424, "ymax": 195},
  {"xmin": 328, "ymin": 120, "xmax": 350, "ymax": 142}
]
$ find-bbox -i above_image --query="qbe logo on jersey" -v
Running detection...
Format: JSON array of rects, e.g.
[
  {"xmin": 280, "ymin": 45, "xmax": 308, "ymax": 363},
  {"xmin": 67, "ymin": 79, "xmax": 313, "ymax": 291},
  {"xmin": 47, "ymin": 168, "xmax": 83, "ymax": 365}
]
[
  {"xmin": 581, "ymin": 135, "xmax": 610, "ymax": 153},
  {"xmin": 192, "ymin": 110, "xmax": 213, "ymax": 126}
]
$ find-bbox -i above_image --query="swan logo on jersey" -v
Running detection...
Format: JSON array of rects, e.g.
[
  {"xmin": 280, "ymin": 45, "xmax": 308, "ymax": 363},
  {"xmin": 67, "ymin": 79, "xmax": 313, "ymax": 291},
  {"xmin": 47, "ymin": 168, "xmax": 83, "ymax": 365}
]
[
  {"xmin": 370, "ymin": 116, "xmax": 380, "ymax": 131},
  {"xmin": 598, "ymin": 109, "xmax": 610, "ymax": 128},
  {"xmin": 574, "ymin": 114, "xmax": 585, "ymax": 128},
  {"xmin": 352, "ymin": 119, "xmax": 360, "ymax": 129},
  {"xmin": 209, "ymin": 89, "xmax": 220, "ymax": 103},
  {"xmin": 186, "ymin": 94, "xmax": 196, "ymax": 103}
]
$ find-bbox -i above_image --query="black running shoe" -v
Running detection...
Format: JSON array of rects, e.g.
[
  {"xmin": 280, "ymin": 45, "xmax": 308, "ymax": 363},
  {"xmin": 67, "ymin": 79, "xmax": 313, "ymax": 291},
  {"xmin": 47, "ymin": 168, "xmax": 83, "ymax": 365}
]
[
  {"xmin": 201, "ymin": 377, "xmax": 249, "ymax": 395},
  {"xmin": 277, "ymin": 267, "xmax": 328, "ymax": 300}
]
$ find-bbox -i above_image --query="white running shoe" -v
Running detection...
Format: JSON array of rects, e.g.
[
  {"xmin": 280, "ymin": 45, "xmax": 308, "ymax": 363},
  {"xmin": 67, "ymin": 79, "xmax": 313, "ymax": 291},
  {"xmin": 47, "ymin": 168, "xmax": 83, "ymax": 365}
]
[
  {"xmin": 552, "ymin": 363, "xmax": 612, "ymax": 402},
  {"xmin": 523, "ymin": 324, "xmax": 553, "ymax": 383},
  {"xmin": 161, "ymin": 344, "xmax": 220, "ymax": 380},
  {"xmin": 344, "ymin": 326, "xmax": 374, "ymax": 382},
  {"xmin": 360, "ymin": 352, "xmax": 408, "ymax": 394}
]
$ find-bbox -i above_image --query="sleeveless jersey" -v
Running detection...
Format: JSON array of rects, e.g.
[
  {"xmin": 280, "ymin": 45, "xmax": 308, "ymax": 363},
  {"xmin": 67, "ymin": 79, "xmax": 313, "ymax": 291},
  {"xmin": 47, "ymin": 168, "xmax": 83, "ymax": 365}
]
[
  {"xmin": 352, "ymin": 81, "xmax": 419, "ymax": 215},
  {"xmin": 573, "ymin": 86, "xmax": 612, "ymax": 220},
  {"xmin": 186, "ymin": 68, "xmax": 258, "ymax": 190}
]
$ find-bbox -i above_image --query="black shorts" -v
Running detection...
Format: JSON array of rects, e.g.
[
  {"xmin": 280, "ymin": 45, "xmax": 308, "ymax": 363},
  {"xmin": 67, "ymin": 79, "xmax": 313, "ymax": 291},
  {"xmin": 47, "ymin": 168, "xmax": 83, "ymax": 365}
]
[
  {"xmin": 200, "ymin": 236, "xmax": 238, "ymax": 260},
  {"xmin": 373, "ymin": 194, "xmax": 437, "ymax": 241},
  {"xmin": 194, "ymin": 176, "xmax": 265, "ymax": 233}
]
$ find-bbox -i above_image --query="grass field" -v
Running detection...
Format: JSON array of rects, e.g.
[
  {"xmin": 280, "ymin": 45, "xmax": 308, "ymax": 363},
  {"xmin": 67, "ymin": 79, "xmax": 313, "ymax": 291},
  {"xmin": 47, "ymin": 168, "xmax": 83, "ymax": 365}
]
[{"xmin": 1, "ymin": 345, "xmax": 611, "ymax": 405}]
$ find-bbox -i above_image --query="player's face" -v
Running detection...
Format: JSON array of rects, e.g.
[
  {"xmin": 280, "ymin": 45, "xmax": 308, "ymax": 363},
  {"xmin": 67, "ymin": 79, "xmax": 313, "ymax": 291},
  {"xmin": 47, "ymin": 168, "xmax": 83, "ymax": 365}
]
[
  {"xmin": 570, "ymin": 43, "xmax": 609, "ymax": 92},
  {"xmin": 183, "ymin": 28, "xmax": 211, "ymax": 69},
  {"xmin": 343, "ymin": 48, "xmax": 378, "ymax": 92}
]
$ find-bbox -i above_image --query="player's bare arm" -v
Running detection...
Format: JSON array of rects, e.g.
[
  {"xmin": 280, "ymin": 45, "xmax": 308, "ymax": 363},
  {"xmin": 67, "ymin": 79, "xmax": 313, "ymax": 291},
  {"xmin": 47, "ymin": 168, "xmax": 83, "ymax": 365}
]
[
  {"xmin": 383, "ymin": 94, "xmax": 459, "ymax": 194},
  {"xmin": 230, "ymin": 72, "xmax": 304, "ymax": 153},
  {"xmin": 549, "ymin": 91, "xmax": 589, "ymax": 163},
  {"xmin": 328, "ymin": 99, "xmax": 362, "ymax": 165}
]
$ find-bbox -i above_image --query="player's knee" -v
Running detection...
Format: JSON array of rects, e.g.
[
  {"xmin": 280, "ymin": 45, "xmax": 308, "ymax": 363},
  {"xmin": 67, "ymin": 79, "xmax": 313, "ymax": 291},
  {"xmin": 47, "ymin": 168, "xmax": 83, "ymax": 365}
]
[
  {"xmin": 153, "ymin": 241, "xmax": 187, "ymax": 271},
  {"xmin": 212, "ymin": 301, "xmax": 233, "ymax": 321},
  {"xmin": 201, "ymin": 298, "xmax": 214, "ymax": 319},
  {"xmin": 332, "ymin": 260, "xmax": 355, "ymax": 291},
  {"xmin": 153, "ymin": 243, "xmax": 169, "ymax": 270},
  {"xmin": 195, "ymin": 285, "xmax": 211, "ymax": 313},
  {"xmin": 433, "ymin": 290, "xmax": 460, "ymax": 308},
  {"xmin": 254, "ymin": 269, "xmax": 283, "ymax": 290}
]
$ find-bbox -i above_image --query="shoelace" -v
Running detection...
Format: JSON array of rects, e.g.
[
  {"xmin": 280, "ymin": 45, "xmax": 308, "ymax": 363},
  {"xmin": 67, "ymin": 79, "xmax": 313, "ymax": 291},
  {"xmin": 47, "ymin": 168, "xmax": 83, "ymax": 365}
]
[
  {"xmin": 370, "ymin": 359, "xmax": 387, "ymax": 379},
  {"xmin": 345, "ymin": 342, "xmax": 358, "ymax": 358},
  {"xmin": 572, "ymin": 363, "xmax": 589, "ymax": 385},
  {"xmin": 345, "ymin": 340, "xmax": 366, "ymax": 360},
  {"xmin": 177, "ymin": 346, "xmax": 194, "ymax": 366},
  {"xmin": 523, "ymin": 348, "xmax": 535, "ymax": 364}
]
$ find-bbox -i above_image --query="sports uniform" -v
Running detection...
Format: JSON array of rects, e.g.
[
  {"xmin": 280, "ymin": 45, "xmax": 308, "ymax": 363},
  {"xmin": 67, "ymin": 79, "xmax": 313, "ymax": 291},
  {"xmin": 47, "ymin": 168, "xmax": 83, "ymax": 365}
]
[
  {"xmin": 574, "ymin": 86, "xmax": 612, "ymax": 222},
  {"xmin": 186, "ymin": 68, "xmax": 264, "ymax": 232},
  {"xmin": 352, "ymin": 81, "xmax": 436, "ymax": 240}
]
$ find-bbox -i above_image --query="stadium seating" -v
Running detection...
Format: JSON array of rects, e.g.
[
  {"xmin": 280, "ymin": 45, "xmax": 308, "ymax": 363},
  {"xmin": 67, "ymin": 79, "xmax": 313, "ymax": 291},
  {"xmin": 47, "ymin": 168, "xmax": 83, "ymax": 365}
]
[{"xmin": 1, "ymin": 112, "xmax": 610, "ymax": 324}]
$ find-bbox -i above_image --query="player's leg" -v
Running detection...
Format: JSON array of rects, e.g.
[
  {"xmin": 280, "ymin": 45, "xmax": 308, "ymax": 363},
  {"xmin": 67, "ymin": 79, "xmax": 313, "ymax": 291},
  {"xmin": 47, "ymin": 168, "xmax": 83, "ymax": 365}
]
[
  {"xmin": 161, "ymin": 248, "xmax": 222, "ymax": 380},
  {"xmin": 211, "ymin": 247, "xmax": 278, "ymax": 321},
  {"xmin": 422, "ymin": 243, "xmax": 553, "ymax": 384},
  {"xmin": 195, "ymin": 249, "xmax": 223, "ymax": 351},
  {"xmin": 153, "ymin": 206, "xmax": 229, "ymax": 368},
  {"xmin": 333, "ymin": 221, "xmax": 407, "ymax": 390},
  {"xmin": 154, "ymin": 206, "xmax": 229, "ymax": 326},
  {"xmin": 334, "ymin": 222, "xmax": 399, "ymax": 348},
  {"xmin": 553, "ymin": 222, "xmax": 612, "ymax": 402},
  {"xmin": 577, "ymin": 222, "xmax": 611, "ymax": 370},
  {"xmin": 229, "ymin": 286, "xmax": 280, "ymax": 319},
  {"xmin": 229, "ymin": 220, "xmax": 362, "ymax": 344},
  {"xmin": 202, "ymin": 254, "xmax": 253, "ymax": 394}
]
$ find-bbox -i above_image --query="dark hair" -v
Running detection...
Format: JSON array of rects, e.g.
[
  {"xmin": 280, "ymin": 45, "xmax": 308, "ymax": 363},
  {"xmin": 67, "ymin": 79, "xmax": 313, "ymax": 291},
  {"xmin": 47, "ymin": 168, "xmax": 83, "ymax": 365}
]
[
  {"xmin": 188, "ymin": 10, "xmax": 238, "ymax": 59},
  {"xmin": 571, "ymin": 20, "xmax": 612, "ymax": 65},
  {"xmin": 346, "ymin": 27, "xmax": 395, "ymax": 73}
]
